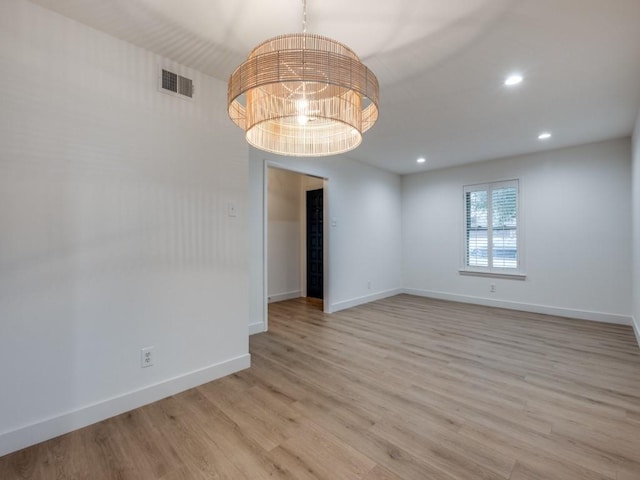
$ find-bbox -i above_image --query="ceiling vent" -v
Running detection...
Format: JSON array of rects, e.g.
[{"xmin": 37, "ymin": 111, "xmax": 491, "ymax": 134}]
[{"xmin": 160, "ymin": 68, "xmax": 194, "ymax": 99}]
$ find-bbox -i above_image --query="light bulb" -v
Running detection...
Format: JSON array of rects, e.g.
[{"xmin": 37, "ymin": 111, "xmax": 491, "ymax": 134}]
[{"xmin": 296, "ymin": 99, "xmax": 309, "ymax": 112}]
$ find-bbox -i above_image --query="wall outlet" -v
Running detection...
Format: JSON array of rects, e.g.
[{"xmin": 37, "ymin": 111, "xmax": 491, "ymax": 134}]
[
  {"xmin": 367, "ymin": 280, "xmax": 371, "ymax": 290},
  {"xmin": 141, "ymin": 346, "xmax": 154, "ymax": 368},
  {"xmin": 490, "ymin": 283, "xmax": 496, "ymax": 293}
]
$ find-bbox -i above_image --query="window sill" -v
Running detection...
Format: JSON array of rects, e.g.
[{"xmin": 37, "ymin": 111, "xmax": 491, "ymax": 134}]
[{"xmin": 458, "ymin": 269, "xmax": 526, "ymax": 280}]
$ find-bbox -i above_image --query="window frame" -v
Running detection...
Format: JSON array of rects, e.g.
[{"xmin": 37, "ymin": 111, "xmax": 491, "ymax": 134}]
[{"xmin": 460, "ymin": 179, "xmax": 525, "ymax": 279}]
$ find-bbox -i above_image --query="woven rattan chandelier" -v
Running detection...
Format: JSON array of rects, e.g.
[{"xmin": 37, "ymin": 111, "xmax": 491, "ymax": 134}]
[{"xmin": 227, "ymin": 0, "xmax": 379, "ymax": 157}]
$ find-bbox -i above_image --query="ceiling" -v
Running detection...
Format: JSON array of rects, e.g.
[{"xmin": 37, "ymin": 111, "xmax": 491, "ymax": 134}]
[{"xmin": 30, "ymin": 0, "xmax": 640, "ymax": 174}]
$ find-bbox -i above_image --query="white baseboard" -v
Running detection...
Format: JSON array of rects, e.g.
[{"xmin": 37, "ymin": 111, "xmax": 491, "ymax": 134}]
[
  {"xmin": 249, "ymin": 321, "xmax": 266, "ymax": 335},
  {"xmin": 404, "ymin": 288, "xmax": 632, "ymax": 325},
  {"xmin": 0, "ymin": 354, "xmax": 250, "ymax": 458},
  {"xmin": 632, "ymin": 316, "xmax": 640, "ymax": 348},
  {"xmin": 268, "ymin": 290, "xmax": 301, "ymax": 303},
  {"xmin": 330, "ymin": 288, "xmax": 403, "ymax": 313}
]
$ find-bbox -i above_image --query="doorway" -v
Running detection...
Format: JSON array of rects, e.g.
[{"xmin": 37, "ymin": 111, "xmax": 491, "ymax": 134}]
[{"xmin": 264, "ymin": 165, "xmax": 328, "ymax": 329}]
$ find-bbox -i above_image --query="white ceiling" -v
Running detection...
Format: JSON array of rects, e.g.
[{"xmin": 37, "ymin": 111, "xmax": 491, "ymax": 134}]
[{"xmin": 30, "ymin": 0, "xmax": 640, "ymax": 174}]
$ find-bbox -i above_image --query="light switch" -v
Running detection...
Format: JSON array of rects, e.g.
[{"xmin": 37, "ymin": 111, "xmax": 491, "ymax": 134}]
[
  {"xmin": 227, "ymin": 202, "xmax": 237, "ymax": 217},
  {"xmin": 331, "ymin": 218, "xmax": 337, "ymax": 227}
]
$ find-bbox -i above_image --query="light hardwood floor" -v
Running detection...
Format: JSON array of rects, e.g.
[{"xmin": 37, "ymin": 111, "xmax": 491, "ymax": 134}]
[{"xmin": 1, "ymin": 295, "xmax": 640, "ymax": 479}]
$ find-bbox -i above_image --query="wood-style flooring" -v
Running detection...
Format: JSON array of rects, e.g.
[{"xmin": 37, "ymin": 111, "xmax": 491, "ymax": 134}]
[{"xmin": 1, "ymin": 295, "xmax": 640, "ymax": 479}]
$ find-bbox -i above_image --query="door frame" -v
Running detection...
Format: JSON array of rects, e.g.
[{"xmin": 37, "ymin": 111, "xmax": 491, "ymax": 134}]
[{"xmin": 263, "ymin": 161, "xmax": 330, "ymax": 332}]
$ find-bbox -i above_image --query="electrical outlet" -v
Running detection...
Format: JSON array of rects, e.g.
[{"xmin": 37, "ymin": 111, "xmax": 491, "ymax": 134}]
[
  {"xmin": 367, "ymin": 280, "xmax": 371, "ymax": 290},
  {"xmin": 141, "ymin": 346, "xmax": 154, "ymax": 368},
  {"xmin": 490, "ymin": 283, "xmax": 496, "ymax": 293}
]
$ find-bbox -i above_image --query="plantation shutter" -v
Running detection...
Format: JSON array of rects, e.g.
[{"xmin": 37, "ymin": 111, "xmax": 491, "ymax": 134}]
[
  {"xmin": 464, "ymin": 180, "xmax": 519, "ymax": 271},
  {"xmin": 465, "ymin": 187, "xmax": 488, "ymax": 267},
  {"xmin": 491, "ymin": 182, "xmax": 518, "ymax": 269}
]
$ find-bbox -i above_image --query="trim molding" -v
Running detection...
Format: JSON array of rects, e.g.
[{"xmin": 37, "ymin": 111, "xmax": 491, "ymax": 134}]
[
  {"xmin": 330, "ymin": 288, "xmax": 403, "ymax": 313},
  {"xmin": 0, "ymin": 354, "xmax": 250, "ymax": 457},
  {"xmin": 459, "ymin": 269, "xmax": 526, "ymax": 280},
  {"xmin": 249, "ymin": 321, "xmax": 266, "ymax": 335},
  {"xmin": 404, "ymin": 288, "xmax": 632, "ymax": 325},
  {"xmin": 268, "ymin": 290, "xmax": 302, "ymax": 304},
  {"xmin": 632, "ymin": 315, "xmax": 640, "ymax": 349}
]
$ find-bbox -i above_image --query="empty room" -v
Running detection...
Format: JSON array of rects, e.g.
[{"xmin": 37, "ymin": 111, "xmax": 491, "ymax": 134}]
[{"xmin": 1, "ymin": 0, "xmax": 639, "ymax": 479}]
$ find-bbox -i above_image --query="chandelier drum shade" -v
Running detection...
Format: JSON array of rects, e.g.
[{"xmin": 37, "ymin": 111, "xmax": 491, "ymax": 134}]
[{"xmin": 227, "ymin": 33, "xmax": 379, "ymax": 156}]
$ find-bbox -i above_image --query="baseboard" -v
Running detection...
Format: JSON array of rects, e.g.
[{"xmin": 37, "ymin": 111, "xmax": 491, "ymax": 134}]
[
  {"xmin": 268, "ymin": 290, "xmax": 301, "ymax": 303},
  {"xmin": 249, "ymin": 321, "xmax": 266, "ymax": 335},
  {"xmin": 632, "ymin": 315, "xmax": 640, "ymax": 348},
  {"xmin": 404, "ymin": 288, "xmax": 632, "ymax": 325},
  {"xmin": 0, "ymin": 353, "xmax": 251, "ymax": 458},
  {"xmin": 330, "ymin": 288, "xmax": 403, "ymax": 313}
]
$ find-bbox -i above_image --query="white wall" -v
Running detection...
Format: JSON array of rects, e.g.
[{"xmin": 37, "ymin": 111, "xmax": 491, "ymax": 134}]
[
  {"xmin": 403, "ymin": 138, "xmax": 632, "ymax": 324},
  {"xmin": 632, "ymin": 112, "xmax": 640, "ymax": 344},
  {"xmin": 249, "ymin": 151, "xmax": 404, "ymax": 330},
  {"xmin": 0, "ymin": 0, "xmax": 249, "ymax": 456},
  {"xmin": 268, "ymin": 168, "xmax": 302, "ymax": 302}
]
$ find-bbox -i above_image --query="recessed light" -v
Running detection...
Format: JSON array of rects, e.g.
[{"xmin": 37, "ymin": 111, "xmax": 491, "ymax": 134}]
[
  {"xmin": 538, "ymin": 132, "xmax": 552, "ymax": 140},
  {"xmin": 504, "ymin": 74, "xmax": 523, "ymax": 86},
  {"xmin": 417, "ymin": 157, "xmax": 426, "ymax": 164}
]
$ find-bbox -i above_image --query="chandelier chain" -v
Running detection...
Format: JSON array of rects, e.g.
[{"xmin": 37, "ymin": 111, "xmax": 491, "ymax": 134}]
[{"xmin": 302, "ymin": 0, "xmax": 307, "ymax": 33}]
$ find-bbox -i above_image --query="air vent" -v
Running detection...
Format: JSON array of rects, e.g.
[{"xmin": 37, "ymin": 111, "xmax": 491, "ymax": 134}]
[{"xmin": 160, "ymin": 69, "xmax": 194, "ymax": 98}]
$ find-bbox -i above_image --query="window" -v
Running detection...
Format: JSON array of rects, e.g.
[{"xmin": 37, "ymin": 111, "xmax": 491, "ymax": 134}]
[{"xmin": 463, "ymin": 180, "xmax": 520, "ymax": 274}]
